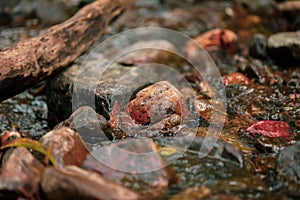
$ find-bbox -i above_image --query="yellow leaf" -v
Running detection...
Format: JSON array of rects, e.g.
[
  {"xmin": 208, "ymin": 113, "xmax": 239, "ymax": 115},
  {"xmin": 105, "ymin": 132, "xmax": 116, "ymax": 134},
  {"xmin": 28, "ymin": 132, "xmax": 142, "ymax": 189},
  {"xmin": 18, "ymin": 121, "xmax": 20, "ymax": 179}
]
[
  {"xmin": 159, "ymin": 147, "xmax": 177, "ymax": 156},
  {"xmin": 0, "ymin": 138, "xmax": 57, "ymax": 166}
]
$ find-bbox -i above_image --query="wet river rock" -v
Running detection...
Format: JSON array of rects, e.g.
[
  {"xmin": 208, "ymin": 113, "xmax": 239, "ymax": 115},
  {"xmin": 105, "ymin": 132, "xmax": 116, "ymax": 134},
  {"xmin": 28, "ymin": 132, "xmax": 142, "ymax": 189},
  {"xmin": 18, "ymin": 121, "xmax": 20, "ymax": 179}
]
[
  {"xmin": 39, "ymin": 127, "xmax": 89, "ymax": 166},
  {"xmin": 278, "ymin": 1, "xmax": 300, "ymax": 20},
  {"xmin": 109, "ymin": 81, "xmax": 188, "ymax": 134},
  {"xmin": 0, "ymin": 147, "xmax": 44, "ymax": 200},
  {"xmin": 128, "ymin": 81, "xmax": 184, "ymax": 125},
  {"xmin": 47, "ymin": 62, "xmax": 130, "ymax": 127},
  {"xmin": 276, "ymin": 140, "xmax": 300, "ymax": 196},
  {"xmin": 238, "ymin": 59, "xmax": 277, "ymax": 85},
  {"xmin": 55, "ymin": 106, "xmax": 126, "ymax": 143},
  {"xmin": 41, "ymin": 165, "xmax": 142, "ymax": 200},
  {"xmin": 249, "ymin": 33, "xmax": 267, "ymax": 59},
  {"xmin": 185, "ymin": 28, "xmax": 238, "ymax": 59},
  {"xmin": 267, "ymin": 31, "xmax": 300, "ymax": 63}
]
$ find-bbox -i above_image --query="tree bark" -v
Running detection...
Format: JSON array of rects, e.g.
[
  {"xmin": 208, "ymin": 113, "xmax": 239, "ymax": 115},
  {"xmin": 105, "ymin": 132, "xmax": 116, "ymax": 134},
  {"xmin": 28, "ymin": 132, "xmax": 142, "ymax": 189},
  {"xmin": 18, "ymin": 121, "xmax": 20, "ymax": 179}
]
[{"xmin": 0, "ymin": 0, "xmax": 135, "ymax": 102}]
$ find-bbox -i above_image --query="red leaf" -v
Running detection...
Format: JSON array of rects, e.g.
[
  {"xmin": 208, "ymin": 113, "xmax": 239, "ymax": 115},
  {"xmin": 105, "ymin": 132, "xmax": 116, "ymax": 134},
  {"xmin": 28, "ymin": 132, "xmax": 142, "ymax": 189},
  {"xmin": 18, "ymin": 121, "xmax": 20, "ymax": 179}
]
[{"xmin": 246, "ymin": 120, "xmax": 290, "ymax": 138}]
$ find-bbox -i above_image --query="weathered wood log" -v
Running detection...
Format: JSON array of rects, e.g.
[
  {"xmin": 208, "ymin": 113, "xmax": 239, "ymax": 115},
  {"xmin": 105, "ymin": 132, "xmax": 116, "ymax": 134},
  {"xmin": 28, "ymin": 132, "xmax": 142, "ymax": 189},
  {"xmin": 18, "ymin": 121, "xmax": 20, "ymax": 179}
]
[{"xmin": 0, "ymin": 0, "xmax": 135, "ymax": 102}]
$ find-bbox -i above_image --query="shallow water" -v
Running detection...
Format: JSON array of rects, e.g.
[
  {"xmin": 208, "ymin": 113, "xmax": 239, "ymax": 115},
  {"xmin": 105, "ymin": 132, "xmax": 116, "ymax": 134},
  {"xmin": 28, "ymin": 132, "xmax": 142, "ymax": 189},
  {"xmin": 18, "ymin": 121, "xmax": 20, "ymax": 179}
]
[{"xmin": 0, "ymin": 0, "xmax": 299, "ymax": 199}]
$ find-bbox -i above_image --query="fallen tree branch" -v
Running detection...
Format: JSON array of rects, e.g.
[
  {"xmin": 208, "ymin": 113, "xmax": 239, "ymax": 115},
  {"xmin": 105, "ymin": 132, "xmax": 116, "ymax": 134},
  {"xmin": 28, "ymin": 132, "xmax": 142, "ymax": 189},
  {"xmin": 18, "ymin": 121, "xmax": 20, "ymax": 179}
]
[{"xmin": 0, "ymin": 0, "xmax": 135, "ymax": 102}]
